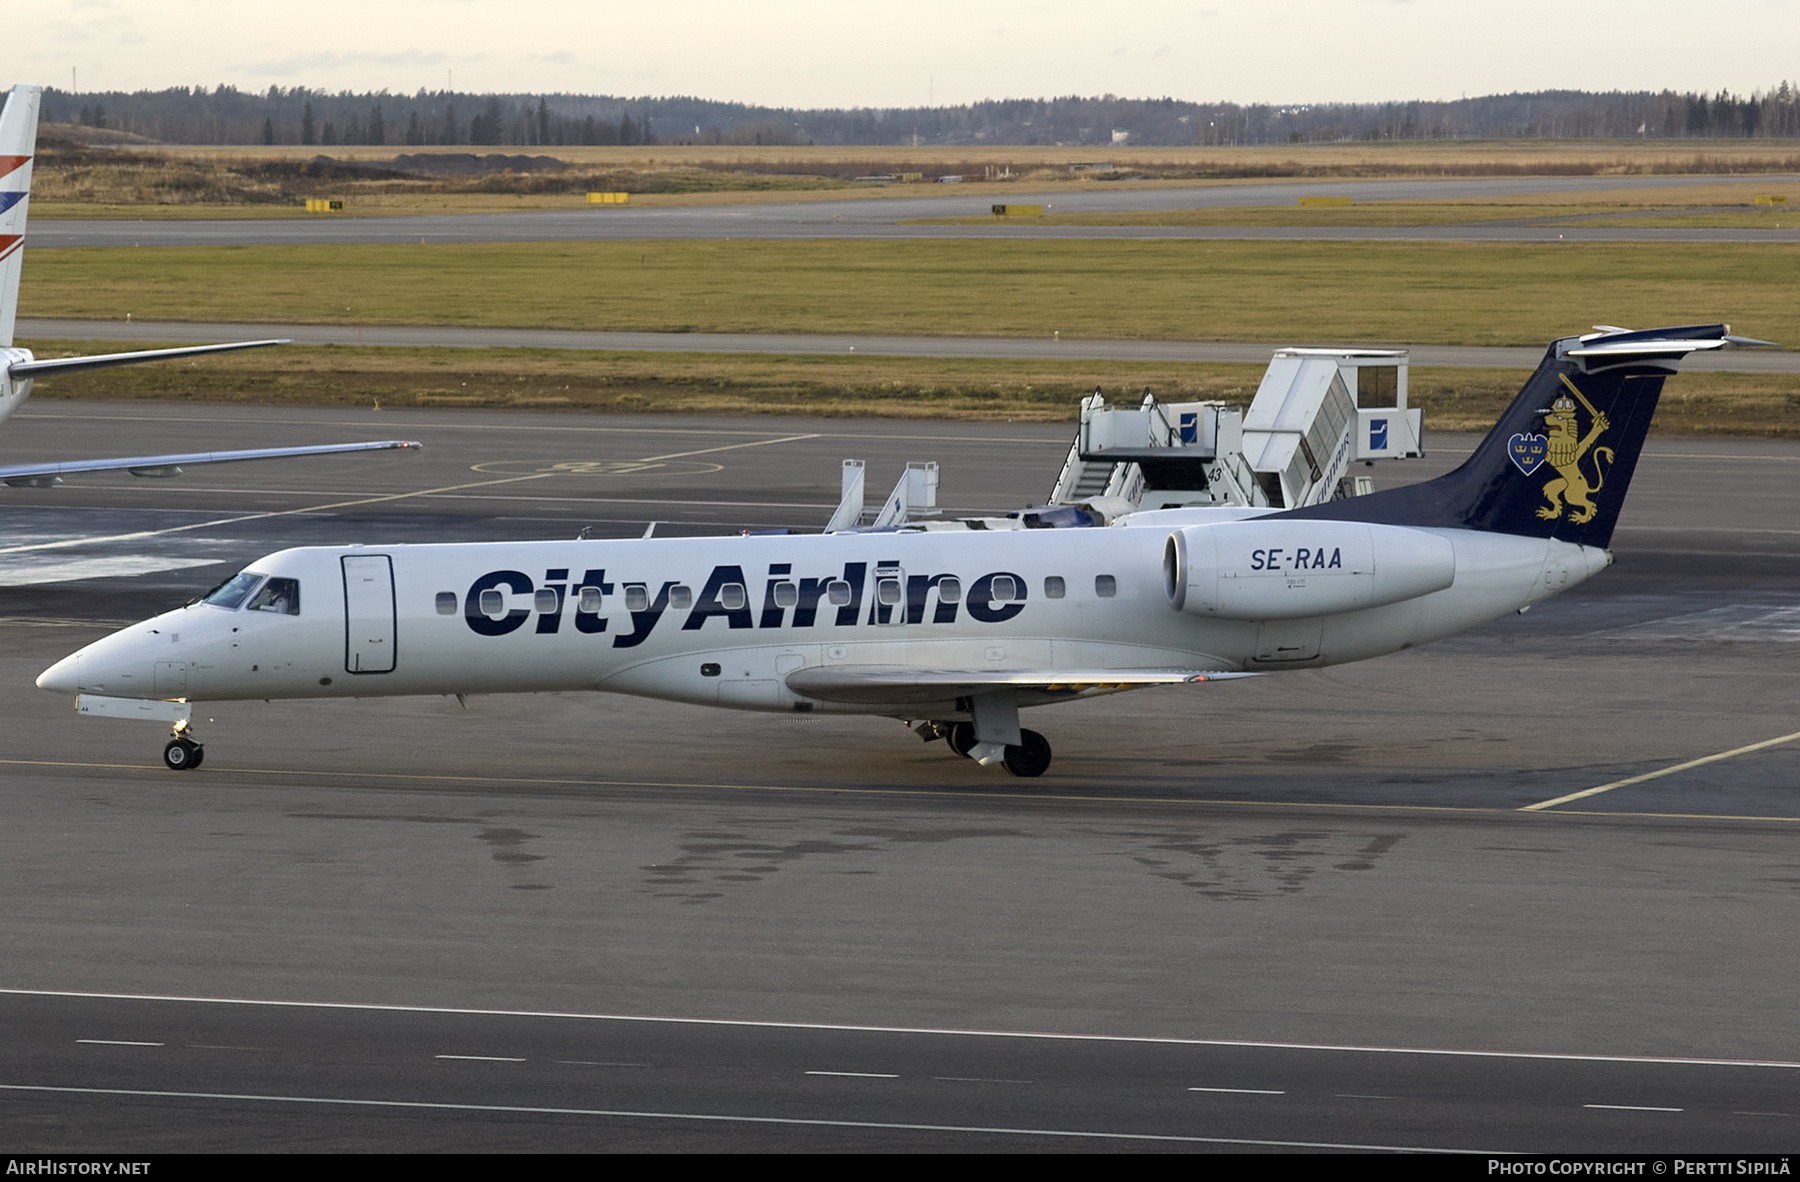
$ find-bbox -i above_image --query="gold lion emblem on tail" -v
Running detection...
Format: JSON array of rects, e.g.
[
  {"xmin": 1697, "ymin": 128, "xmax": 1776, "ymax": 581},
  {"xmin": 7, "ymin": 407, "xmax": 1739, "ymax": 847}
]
[{"xmin": 1536, "ymin": 376, "xmax": 1615, "ymax": 523}]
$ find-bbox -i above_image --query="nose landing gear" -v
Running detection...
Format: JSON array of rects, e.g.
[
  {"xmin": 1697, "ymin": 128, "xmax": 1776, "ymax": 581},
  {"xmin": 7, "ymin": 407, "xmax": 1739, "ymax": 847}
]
[{"xmin": 162, "ymin": 720, "xmax": 204, "ymax": 771}]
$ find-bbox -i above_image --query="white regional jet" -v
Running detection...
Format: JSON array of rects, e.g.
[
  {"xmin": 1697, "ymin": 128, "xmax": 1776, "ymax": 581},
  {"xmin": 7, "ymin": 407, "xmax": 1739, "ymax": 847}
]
[
  {"xmin": 0, "ymin": 83, "xmax": 418, "ymax": 487},
  {"xmin": 37, "ymin": 322, "xmax": 1769, "ymax": 774}
]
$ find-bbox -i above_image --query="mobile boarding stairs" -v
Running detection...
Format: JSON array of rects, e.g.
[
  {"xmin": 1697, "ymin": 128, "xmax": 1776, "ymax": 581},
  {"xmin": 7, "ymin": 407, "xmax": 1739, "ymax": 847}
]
[{"xmin": 825, "ymin": 347, "xmax": 1424, "ymax": 532}]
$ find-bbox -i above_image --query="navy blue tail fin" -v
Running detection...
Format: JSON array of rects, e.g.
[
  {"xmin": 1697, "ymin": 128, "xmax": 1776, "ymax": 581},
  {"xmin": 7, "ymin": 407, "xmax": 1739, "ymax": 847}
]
[{"xmin": 1287, "ymin": 325, "xmax": 1749, "ymax": 549}]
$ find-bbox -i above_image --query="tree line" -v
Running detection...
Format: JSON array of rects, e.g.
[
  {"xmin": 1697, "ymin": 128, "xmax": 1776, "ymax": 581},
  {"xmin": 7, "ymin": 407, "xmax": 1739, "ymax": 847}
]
[{"xmin": 36, "ymin": 83, "xmax": 1800, "ymax": 148}]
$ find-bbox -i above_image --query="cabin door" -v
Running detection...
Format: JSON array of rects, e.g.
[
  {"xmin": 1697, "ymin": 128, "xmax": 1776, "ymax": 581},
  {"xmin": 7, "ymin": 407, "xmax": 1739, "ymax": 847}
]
[{"xmin": 342, "ymin": 554, "xmax": 397, "ymax": 674}]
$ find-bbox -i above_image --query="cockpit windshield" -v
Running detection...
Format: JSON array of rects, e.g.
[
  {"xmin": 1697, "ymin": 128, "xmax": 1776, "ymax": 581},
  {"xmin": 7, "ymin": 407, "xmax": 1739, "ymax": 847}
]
[
  {"xmin": 246, "ymin": 577, "xmax": 301, "ymax": 616},
  {"xmin": 203, "ymin": 571, "xmax": 264, "ymax": 609}
]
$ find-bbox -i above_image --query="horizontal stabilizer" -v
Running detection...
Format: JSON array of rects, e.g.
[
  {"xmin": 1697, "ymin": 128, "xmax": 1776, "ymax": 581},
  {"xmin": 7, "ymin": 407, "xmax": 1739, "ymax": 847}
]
[
  {"xmin": 8, "ymin": 339, "xmax": 291, "ymax": 378},
  {"xmin": 1, "ymin": 439, "xmax": 421, "ymax": 486},
  {"xmin": 786, "ymin": 665, "xmax": 1254, "ymax": 706}
]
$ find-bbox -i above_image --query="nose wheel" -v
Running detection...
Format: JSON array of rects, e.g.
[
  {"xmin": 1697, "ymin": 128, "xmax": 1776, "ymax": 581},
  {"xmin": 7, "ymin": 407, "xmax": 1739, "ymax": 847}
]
[{"xmin": 163, "ymin": 721, "xmax": 204, "ymax": 771}]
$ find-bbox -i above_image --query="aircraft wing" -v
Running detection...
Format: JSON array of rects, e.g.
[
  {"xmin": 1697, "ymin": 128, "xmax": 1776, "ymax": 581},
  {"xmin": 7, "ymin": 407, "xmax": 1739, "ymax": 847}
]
[
  {"xmin": 7, "ymin": 340, "xmax": 291, "ymax": 378},
  {"xmin": 0, "ymin": 439, "xmax": 422, "ymax": 487},
  {"xmin": 785, "ymin": 665, "xmax": 1254, "ymax": 706}
]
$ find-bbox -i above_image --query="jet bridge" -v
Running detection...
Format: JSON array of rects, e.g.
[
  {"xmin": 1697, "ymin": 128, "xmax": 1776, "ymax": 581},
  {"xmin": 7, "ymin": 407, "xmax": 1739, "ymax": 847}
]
[{"xmin": 1048, "ymin": 348, "xmax": 1423, "ymax": 512}]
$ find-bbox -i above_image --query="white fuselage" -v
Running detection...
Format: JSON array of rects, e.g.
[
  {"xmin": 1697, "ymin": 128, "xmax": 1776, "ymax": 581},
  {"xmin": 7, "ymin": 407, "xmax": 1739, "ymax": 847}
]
[{"xmin": 39, "ymin": 518, "xmax": 1611, "ymax": 719}]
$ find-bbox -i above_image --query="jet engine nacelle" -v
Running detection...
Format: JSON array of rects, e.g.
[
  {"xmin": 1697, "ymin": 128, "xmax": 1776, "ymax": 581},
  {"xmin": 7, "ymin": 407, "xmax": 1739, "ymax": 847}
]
[{"xmin": 1163, "ymin": 520, "xmax": 1457, "ymax": 620}]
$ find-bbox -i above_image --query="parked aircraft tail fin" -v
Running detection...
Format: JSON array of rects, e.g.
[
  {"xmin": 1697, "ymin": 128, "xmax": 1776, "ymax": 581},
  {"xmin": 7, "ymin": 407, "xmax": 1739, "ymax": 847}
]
[
  {"xmin": 0, "ymin": 84, "xmax": 41, "ymax": 349},
  {"xmin": 1286, "ymin": 325, "xmax": 1773, "ymax": 549}
]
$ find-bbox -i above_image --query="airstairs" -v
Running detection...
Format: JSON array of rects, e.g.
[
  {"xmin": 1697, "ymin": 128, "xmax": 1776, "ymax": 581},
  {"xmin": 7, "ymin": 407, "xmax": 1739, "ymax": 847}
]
[
  {"xmin": 823, "ymin": 459, "xmax": 941, "ymax": 531},
  {"xmin": 1047, "ymin": 348, "xmax": 1423, "ymax": 513},
  {"xmin": 825, "ymin": 347, "xmax": 1425, "ymax": 533}
]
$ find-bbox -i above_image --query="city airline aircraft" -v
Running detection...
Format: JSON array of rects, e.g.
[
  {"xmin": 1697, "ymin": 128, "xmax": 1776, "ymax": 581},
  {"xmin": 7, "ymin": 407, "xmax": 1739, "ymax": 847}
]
[{"xmin": 38, "ymin": 322, "xmax": 1767, "ymax": 774}]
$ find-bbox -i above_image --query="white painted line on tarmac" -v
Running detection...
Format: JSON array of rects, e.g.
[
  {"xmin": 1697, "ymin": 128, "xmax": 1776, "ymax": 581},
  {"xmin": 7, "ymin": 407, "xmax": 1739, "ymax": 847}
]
[
  {"xmin": 76, "ymin": 1039, "xmax": 163, "ymax": 1046},
  {"xmin": 1584, "ymin": 1104, "xmax": 1683, "ymax": 1112},
  {"xmin": 805, "ymin": 1070, "xmax": 899, "ymax": 1079},
  {"xmin": 0, "ymin": 434, "xmax": 819, "ymax": 558},
  {"xmin": 1190, "ymin": 1086, "xmax": 1285, "ymax": 1095},
  {"xmin": 53, "ymin": 484, "xmax": 842, "ymax": 510},
  {"xmin": 0, "ymin": 555, "xmax": 218, "ymax": 587},
  {"xmin": 0, "ymin": 473, "xmax": 562, "ymax": 556},
  {"xmin": 934, "ymin": 1076, "xmax": 1032, "ymax": 1085},
  {"xmin": 435, "ymin": 1055, "xmax": 527, "ymax": 1062},
  {"xmin": 0, "ymin": 1082, "xmax": 1490, "ymax": 1151},
  {"xmin": 10, "ymin": 986, "xmax": 1796, "ymax": 1070},
  {"xmin": 554, "ymin": 1060, "xmax": 649, "ymax": 1068},
  {"xmin": 1522, "ymin": 728, "xmax": 1800, "ymax": 812},
  {"xmin": 15, "ymin": 408, "xmax": 1072, "ymax": 447}
]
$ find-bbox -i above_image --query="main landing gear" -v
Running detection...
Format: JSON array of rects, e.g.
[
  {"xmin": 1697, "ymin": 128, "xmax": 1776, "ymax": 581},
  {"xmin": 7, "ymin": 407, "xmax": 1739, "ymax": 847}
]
[
  {"xmin": 162, "ymin": 719, "xmax": 204, "ymax": 771},
  {"xmin": 916, "ymin": 720, "xmax": 1053, "ymax": 778}
]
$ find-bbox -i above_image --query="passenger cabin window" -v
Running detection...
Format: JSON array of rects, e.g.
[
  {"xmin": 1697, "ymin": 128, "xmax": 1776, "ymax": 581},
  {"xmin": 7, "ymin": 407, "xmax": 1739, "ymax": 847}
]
[
  {"xmin": 669, "ymin": 585, "xmax": 694, "ymax": 610},
  {"xmin": 203, "ymin": 571, "xmax": 263, "ymax": 610},
  {"xmin": 771, "ymin": 581, "xmax": 799, "ymax": 609},
  {"xmin": 876, "ymin": 574, "xmax": 904, "ymax": 606},
  {"xmin": 623, "ymin": 585, "xmax": 649, "ymax": 612},
  {"xmin": 577, "ymin": 586, "xmax": 604, "ymax": 614},
  {"xmin": 719, "ymin": 583, "xmax": 748, "ymax": 611},
  {"xmin": 1044, "ymin": 576, "xmax": 1066, "ymax": 599},
  {"xmin": 825, "ymin": 579, "xmax": 853, "ymax": 607},
  {"xmin": 479, "ymin": 588, "xmax": 506, "ymax": 616},
  {"xmin": 533, "ymin": 589, "xmax": 558, "ymax": 614},
  {"xmin": 989, "ymin": 574, "xmax": 1019, "ymax": 603},
  {"xmin": 1095, "ymin": 574, "xmax": 1117, "ymax": 598},
  {"xmin": 246, "ymin": 577, "xmax": 301, "ymax": 616},
  {"xmin": 936, "ymin": 576, "xmax": 962, "ymax": 603},
  {"xmin": 435, "ymin": 592, "xmax": 458, "ymax": 616}
]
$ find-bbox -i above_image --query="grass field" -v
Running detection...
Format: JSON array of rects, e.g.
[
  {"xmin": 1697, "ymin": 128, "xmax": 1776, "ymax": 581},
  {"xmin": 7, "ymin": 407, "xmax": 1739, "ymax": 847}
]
[
  {"xmin": 920, "ymin": 203, "xmax": 1800, "ymax": 228},
  {"xmin": 119, "ymin": 138, "xmax": 1800, "ymax": 175},
  {"xmin": 21, "ymin": 240, "xmax": 1798, "ymax": 348},
  {"xmin": 18, "ymin": 340, "xmax": 1800, "ymax": 436},
  {"xmin": 31, "ymin": 138, "xmax": 1800, "ymax": 218},
  {"xmin": 917, "ymin": 180, "xmax": 1800, "ymax": 228}
]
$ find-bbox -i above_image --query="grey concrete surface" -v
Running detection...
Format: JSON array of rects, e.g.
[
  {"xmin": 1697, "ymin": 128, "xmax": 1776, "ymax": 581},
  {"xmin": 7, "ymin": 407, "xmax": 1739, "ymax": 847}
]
[
  {"xmin": 27, "ymin": 174, "xmax": 1800, "ymax": 247},
  {"xmin": 0, "ymin": 403, "xmax": 1795, "ymax": 1150},
  {"xmin": 3, "ymin": 991, "xmax": 1793, "ymax": 1152}
]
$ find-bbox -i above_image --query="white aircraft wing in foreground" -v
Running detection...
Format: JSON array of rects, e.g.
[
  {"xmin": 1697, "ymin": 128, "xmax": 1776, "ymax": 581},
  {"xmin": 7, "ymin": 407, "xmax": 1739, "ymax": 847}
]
[
  {"xmin": 0, "ymin": 84, "xmax": 419, "ymax": 487},
  {"xmin": 37, "ymin": 323, "xmax": 1774, "ymax": 776}
]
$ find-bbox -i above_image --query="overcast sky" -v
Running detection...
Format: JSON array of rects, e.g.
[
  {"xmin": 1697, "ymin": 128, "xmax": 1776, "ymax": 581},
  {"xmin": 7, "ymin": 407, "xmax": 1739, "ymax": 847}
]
[{"xmin": 15, "ymin": 1, "xmax": 1799, "ymax": 108}]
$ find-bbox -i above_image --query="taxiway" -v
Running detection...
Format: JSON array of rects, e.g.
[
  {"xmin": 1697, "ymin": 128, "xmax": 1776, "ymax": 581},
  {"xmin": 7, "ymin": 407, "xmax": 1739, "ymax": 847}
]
[{"xmin": 1, "ymin": 403, "xmax": 1795, "ymax": 1150}]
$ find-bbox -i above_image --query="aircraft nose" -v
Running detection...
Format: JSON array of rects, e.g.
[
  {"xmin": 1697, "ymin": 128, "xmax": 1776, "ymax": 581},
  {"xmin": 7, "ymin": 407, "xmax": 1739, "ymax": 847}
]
[{"xmin": 36, "ymin": 653, "xmax": 79, "ymax": 695}]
